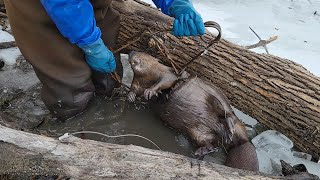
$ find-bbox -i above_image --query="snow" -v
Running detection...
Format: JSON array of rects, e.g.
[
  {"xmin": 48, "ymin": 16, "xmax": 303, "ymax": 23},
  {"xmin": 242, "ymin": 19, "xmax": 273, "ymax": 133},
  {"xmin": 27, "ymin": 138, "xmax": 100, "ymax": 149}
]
[
  {"xmin": 0, "ymin": 28, "xmax": 14, "ymax": 42},
  {"xmin": 0, "ymin": 47, "xmax": 21, "ymax": 65},
  {"xmin": 0, "ymin": 25, "xmax": 22, "ymax": 65},
  {"xmin": 144, "ymin": 0, "xmax": 320, "ymax": 77}
]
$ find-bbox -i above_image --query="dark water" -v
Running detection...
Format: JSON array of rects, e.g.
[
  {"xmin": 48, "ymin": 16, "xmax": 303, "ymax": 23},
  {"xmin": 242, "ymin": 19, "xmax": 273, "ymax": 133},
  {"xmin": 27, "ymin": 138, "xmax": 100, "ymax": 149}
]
[
  {"xmin": 38, "ymin": 96, "xmax": 199, "ymax": 158},
  {"xmin": 37, "ymin": 56, "xmax": 228, "ymax": 164}
]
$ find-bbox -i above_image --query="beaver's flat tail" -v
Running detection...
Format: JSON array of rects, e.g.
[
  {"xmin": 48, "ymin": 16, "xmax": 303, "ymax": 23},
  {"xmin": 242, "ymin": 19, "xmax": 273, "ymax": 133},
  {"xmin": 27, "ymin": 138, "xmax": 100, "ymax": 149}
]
[{"xmin": 224, "ymin": 142, "xmax": 259, "ymax": 172}]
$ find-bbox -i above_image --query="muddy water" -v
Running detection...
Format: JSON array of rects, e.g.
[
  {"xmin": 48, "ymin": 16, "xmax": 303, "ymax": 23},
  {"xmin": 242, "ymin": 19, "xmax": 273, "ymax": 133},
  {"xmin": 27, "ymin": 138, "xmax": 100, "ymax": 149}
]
[
  {"xmin": 36, "ymin": 55, "xmax": 198, "ymax": 158},
  {"xmin": 38, "ymin": 97, "xmax": 198, "ymax": 157},
  {"xmin": 36, "ymin": 55, "xmax": 255, "ymax": 164}
]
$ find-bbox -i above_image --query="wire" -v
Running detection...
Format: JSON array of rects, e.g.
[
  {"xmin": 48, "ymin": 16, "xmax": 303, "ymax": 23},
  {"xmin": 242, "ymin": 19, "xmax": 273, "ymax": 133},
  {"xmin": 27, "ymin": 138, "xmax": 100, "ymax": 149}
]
[{"xmin": 60, "ymin": 130, "xmax": 162, "ymax": 150}]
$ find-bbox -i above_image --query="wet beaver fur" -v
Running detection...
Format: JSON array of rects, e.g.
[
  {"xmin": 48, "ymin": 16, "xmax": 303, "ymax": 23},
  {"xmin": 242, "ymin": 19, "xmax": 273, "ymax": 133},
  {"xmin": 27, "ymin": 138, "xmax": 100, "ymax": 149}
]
[{"xmin": 127, "ymin": 51, "xmax": 259, "ymax": 171}]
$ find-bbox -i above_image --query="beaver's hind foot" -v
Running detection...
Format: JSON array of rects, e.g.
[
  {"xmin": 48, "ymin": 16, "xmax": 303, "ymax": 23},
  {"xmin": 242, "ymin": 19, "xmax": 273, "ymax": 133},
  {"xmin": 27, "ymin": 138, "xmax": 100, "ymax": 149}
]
[{"xmin": 144, "ymin": 88, "xmax": 159, "ymax": 100}]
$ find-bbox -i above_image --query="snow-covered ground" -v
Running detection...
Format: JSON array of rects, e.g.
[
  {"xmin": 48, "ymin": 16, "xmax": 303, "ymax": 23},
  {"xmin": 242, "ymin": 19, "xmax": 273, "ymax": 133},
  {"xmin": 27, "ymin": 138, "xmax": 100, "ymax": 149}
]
[
  {"xmin": 0, "ymin": 27, "xmax": 20, "ymax": 65},
  {"xmin": 144, "ymin": 0, "xmax": 320, "ymax": 77}
]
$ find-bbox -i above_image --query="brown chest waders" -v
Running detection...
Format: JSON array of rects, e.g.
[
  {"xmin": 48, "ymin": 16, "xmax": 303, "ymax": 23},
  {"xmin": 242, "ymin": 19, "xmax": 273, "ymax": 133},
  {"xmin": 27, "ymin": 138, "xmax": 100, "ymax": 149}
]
[{"xmin": 4, "ymin": 0, "xmax": 122, "ymax": 120}]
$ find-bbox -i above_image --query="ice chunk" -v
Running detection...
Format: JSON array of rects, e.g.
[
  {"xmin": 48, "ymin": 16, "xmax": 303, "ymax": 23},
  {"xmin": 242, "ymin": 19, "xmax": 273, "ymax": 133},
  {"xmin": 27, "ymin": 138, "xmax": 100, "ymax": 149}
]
[
  {"xmin": 293, "ymin": 151, "xmax": 312, "ymax": 161},
  {"xmin": 233, "ymin": 107, "xmax": 258, "ymax": 126},
  {"xmin": 252, "ymin": 130, "xmax": 320, "ymax": 177},
  {"xmin": 252, "ymin": 130, "xmax": 293, "ymax": 149}
]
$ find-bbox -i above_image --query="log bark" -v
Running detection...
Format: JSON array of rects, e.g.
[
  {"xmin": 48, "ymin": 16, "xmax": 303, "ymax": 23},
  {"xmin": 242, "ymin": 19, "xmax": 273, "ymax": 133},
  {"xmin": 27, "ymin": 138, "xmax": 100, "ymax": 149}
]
[
  {"xmin": 0, "ymin": 41, "xmax": 16, "ymax": 49},
  {"xmin": 0, "ymin": 125, "xmax": 282, "ymax": 180},
  {"xmin": 112, "ymin": 0, "xmax": 320, "ymax": 159}
]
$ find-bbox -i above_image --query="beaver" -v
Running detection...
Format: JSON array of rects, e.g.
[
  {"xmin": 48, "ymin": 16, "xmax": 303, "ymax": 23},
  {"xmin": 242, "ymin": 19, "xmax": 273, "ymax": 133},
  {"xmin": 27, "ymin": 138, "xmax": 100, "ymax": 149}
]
[{"xmin": 127, "ymin": 51, "xmax": 259, "ymax": 171}]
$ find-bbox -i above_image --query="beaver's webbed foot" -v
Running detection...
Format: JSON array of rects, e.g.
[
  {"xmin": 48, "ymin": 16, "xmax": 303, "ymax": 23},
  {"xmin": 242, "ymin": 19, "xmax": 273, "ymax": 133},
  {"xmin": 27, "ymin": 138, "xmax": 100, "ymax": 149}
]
[
  {"xmin": 144, "ymin": 88, "xmax": 159, "ymax": 100},
  {"xmin": 128, "ymin": 91, "xmax": 137, "ymax": 102},
  {"xmin": 194, "ymin": 144, "xmax": 219, "ymax": 157}
]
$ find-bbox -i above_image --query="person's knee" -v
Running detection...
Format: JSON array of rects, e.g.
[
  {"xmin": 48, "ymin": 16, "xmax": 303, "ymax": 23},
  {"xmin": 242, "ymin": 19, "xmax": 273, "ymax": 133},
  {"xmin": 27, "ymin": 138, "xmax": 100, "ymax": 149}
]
[{"xmin": 41, "ymin": 84, "xmax": 94, "ymax": 120}]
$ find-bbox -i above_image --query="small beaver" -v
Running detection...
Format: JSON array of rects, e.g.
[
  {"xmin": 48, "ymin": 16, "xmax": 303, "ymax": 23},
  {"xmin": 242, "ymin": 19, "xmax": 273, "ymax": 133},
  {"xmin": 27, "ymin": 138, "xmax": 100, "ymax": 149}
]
[{"xmin": 127, "ymin": 51, "xmax": 259, "ymax": 171}]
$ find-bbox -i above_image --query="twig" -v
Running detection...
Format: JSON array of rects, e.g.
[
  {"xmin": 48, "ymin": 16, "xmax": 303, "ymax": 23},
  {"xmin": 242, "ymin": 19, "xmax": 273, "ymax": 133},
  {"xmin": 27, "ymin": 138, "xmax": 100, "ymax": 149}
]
[
  {"xmin": 0, "ymin": 41, "xmax": 17, "ymax": 49},
  {"xmin": 249, "ymin": 26, "xmax": 262, "ymax": 40},
  {"xmin": 178, "ymin": 21, "xmax": 222, "ymax": 75},
  {"xmin": 245, "ymin": 36, "xmax": 278, "ymax": 50},
  {"xmin": 246, "ymin": 26, "xmax": 278, "ymax": 54},
  {"xmin": 113, "ymin": 29, "xmax": 149, "ymax": 53},
  {"xmin": 148, "ymin": 34, "xmax": 180, "ymax": 74}
]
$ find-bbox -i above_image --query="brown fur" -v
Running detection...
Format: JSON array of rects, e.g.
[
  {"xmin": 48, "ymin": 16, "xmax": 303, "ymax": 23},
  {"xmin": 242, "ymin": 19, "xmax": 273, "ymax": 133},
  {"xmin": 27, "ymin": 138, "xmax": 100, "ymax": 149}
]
[{"xmin": 128, "ymin": 51, "xmax": 259, "ymax": 171}]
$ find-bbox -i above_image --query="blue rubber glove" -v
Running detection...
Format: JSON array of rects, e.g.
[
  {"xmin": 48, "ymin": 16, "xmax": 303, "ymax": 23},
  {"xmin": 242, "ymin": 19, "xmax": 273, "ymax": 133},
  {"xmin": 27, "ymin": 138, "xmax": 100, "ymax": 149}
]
[
  {"xmin": 167, "ymin": 0, "xmax": 205, "ymax": 36},
  {"xmin": 78, "ymin": 38, "xmax": 116, "ymax": 73},
  {"xmin": 40, "ymin": 0, "xmax": 116, "ymax": 73}
]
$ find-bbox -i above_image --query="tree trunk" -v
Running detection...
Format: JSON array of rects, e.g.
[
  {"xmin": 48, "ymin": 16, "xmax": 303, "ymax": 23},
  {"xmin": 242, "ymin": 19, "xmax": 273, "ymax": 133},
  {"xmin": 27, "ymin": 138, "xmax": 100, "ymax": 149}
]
[
  {"xmin": 0, "ymin": 124, "xmax": 283, "ymax": 180},
  {"xmin": 112, "ymin": 0, "xmax": 320, "ymax": 159}
]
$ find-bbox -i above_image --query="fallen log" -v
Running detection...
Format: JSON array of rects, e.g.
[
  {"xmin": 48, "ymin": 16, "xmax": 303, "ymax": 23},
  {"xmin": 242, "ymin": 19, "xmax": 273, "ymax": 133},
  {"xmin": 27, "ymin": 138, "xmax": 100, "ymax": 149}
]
[
  {"xmin": 112, "ymin": 0, "xmax": 320, "ymax": 159},
  {"xmin": 0, "ymin": 124, "xmax": 282, "ymax": 179},
  {"xmin": 0, "ymin": 41, "xmax": 16, "ymax": 49}
]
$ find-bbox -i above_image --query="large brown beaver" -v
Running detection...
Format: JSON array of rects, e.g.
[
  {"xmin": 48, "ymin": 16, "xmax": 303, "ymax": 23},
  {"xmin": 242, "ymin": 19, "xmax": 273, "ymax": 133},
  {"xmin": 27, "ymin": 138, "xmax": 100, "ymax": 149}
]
[{"xmin": 127, "ymin": 51, "xmax": 259, "ymax": 171}]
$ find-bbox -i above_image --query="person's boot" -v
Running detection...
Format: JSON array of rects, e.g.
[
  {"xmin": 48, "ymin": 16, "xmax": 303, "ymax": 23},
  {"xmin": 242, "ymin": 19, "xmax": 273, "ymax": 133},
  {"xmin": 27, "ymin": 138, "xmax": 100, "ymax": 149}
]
[{"xmin": 91, "ymin": 53, "xmax": 123, "ymax": 97}]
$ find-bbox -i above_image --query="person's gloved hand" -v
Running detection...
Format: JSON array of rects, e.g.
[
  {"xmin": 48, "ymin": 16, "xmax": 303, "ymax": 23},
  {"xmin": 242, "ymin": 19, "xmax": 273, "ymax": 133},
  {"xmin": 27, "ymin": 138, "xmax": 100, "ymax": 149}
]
[
  {"xmin": 168, "ymin": 0, "xmax": 205, "ymax": 37},
  {"xmin": 78, "ymin": 38, "xmax": 116, "ymax": 73}
]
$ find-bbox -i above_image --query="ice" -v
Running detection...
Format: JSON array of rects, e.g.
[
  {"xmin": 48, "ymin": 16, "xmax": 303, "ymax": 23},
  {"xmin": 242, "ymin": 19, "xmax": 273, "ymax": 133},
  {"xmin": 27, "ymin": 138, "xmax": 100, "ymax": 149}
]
[
  {"xmin": 293, "ymin": 151, "xmax": 312, "ymax": 161},
  {"xmin": 233, "ymin": 107, "xmax": 258, "ymax": 126},
  {"xmin": 252, "ymin": 130, "xmax": 320, "ymax": 177},
  {"xmin": 245, "ymin": 126, "xmax": 256, "ymax": 140},
  {"xmin": 252, "ymin": 130, "xmax": 294, "ymax": 149}
]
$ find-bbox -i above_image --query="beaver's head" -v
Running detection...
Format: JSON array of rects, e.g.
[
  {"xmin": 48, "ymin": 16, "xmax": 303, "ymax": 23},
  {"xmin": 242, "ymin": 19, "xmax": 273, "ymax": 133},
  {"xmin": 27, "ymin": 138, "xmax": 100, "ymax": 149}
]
[{"xmin": 128, "ymin": 51, "xmax": 159, "ymax": 75}]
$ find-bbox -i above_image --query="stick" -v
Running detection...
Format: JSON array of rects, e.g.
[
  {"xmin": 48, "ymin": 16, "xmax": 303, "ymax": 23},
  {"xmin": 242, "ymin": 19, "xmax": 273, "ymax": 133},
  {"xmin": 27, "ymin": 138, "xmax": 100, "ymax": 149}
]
[
  {"xmin": 0, "ymin": 41, "xmax": 17, "ymax": 49},
  {"xmin": 245, "ymin": 27, "xmax": 278, "ymax": 54}
]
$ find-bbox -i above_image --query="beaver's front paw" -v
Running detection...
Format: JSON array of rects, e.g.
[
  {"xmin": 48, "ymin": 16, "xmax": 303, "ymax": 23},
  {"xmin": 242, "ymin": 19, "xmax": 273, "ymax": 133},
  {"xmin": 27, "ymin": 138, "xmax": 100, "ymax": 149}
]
[
  {"xmin": 127, "ymin": 91, "xmax": 136, "ymax": 102},
  {"xmin": 144, "ymin": 88, "xmax": 158, "ymax": 100}
]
